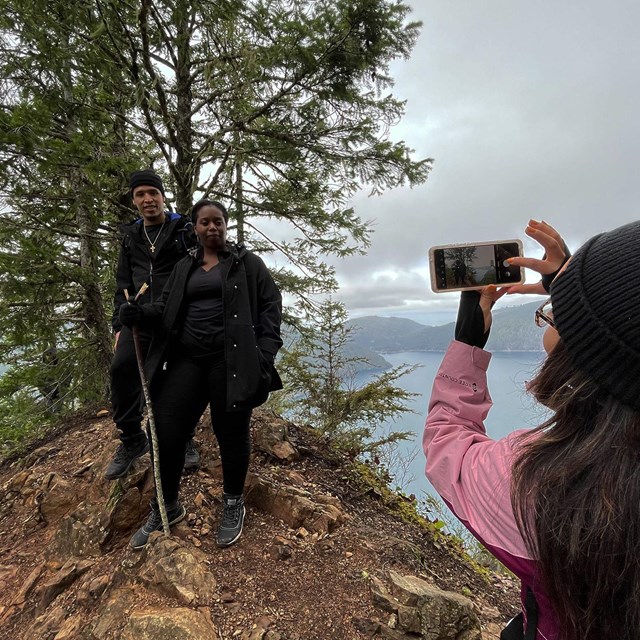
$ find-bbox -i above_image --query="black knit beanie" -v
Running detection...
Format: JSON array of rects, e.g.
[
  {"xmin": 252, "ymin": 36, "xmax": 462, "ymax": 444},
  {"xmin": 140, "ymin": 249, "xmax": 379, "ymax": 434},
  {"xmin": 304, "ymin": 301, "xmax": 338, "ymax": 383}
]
[
  {"xmin": 551, "ymin": 220, "xmax": 640, "ymax": 410},
  {"xmin": 129, "ymin": 169, "xmax": 165, "ymax": 196}
]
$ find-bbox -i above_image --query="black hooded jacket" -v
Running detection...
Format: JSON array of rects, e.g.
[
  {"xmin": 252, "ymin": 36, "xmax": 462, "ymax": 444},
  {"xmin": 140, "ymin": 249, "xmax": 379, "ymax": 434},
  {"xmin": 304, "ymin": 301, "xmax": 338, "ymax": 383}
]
[
  {"xmin": 136, "ymin": 242, "xmax": 283, "ymax": 411},
  {"xmin": 112, "ymin": 213, "xmax": 196, "ymax": 332}
]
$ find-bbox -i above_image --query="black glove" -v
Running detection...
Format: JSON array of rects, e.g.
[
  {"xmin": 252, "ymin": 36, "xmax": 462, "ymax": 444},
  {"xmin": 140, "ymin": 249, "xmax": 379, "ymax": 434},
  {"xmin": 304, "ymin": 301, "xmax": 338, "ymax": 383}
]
[
  {"xmin": 541, "ymin": 240, "xmax": 571, "ymax": 293},
  {"xmin": 119, "ymin": 301, "xmax": 143, "ymax": 328},
  {"xmin": 455, "ymin": 291, "xmax": 490, "ymax": 349}
]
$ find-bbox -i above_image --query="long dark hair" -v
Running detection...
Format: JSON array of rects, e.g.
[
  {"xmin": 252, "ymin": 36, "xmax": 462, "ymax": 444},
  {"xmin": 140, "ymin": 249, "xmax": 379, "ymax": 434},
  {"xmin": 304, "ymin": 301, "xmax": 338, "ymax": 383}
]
[{"xmin": 511, "ymin": 340, "xmax": 640, "ymax": 640}]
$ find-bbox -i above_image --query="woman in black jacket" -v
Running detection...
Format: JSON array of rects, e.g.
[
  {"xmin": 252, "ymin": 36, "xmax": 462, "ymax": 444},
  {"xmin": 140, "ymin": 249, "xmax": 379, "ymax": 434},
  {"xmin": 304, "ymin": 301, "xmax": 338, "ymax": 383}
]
[{"xmin": 119, "ymin": 199, "xmax": 283, "ymax": 550}]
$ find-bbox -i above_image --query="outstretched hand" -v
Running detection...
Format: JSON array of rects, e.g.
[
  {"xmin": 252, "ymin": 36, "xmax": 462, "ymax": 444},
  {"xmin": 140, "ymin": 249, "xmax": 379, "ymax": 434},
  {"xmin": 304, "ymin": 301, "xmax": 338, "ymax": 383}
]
[
  {"xmin": 455, "ymin": 286, "xmax": 508, "ymax": 348},
  {"xmin": 506, "ymin": 219, "xmax": 570, "ymax": 294}
]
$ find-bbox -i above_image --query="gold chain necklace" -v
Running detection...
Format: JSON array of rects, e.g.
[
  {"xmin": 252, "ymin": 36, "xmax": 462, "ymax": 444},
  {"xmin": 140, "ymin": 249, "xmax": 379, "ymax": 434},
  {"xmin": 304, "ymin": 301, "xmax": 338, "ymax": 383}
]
[{"xmin": 143, "ymin": 223, "xmax": 165, "ymax": 254}]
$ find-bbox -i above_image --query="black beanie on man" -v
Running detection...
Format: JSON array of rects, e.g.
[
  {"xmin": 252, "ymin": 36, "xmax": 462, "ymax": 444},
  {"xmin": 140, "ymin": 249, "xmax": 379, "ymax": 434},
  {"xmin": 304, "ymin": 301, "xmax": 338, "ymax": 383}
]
[
  {"xmin": 129, "ymin": 169, "xmax": 165, "ymax": 196},
  {"xmin": 551, "ymin": 220, "xmax": 640, "ymax": 410}
]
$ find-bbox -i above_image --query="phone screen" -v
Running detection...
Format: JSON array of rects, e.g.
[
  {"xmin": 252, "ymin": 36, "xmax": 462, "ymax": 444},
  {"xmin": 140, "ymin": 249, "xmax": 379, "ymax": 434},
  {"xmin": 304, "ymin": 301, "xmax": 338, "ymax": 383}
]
[{"xmin": 432, "ymin": 241, "xmax": 522, "ymax": 291}]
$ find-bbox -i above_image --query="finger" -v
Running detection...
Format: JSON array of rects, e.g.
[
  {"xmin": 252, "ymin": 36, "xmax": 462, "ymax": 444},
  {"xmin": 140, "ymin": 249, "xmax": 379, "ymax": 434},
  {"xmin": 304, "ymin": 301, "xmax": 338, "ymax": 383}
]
[
  {"xmin": 524, "ymin": 224, "xmax": 566, "ymax": 266},
  {"xmin": 505, "ymin": 282, "xmax": 547, "ymax": 295},
  {"xmin": 507, "ymin": 256, "xmax": 558, "ymax": 274},
  {"xmin": 479, "ymin": 285, "xmax": 507, "ymax": 308},
  {"xmin": 529, "ymin": 219, "xmax": 563, "ymax": 243}
]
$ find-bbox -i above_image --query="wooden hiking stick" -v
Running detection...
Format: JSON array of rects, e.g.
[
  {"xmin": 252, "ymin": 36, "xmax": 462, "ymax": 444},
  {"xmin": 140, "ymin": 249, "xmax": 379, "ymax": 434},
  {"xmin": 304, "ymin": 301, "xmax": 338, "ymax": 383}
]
[{"xmin": 125, "ymin": 284, "xmax": 170, "ymax": 536}]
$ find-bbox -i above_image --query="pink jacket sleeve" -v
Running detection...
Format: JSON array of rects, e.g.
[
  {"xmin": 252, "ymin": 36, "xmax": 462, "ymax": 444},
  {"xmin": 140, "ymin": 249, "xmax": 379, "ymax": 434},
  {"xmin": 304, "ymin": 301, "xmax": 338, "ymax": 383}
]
[
  {"xmin": 424, "ymin": 341, "xmax": 557, "ymax": 639},
  {"xmin": 423, "ymin": 340, "xmax": 532, "ymax": 570}
]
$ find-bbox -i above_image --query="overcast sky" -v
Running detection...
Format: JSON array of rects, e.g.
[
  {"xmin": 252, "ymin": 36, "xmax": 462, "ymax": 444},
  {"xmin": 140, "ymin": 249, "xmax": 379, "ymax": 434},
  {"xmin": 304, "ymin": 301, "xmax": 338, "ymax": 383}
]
[{"xmin": 331, "ymin": 0, "xmax": 640, "ymax": 325}]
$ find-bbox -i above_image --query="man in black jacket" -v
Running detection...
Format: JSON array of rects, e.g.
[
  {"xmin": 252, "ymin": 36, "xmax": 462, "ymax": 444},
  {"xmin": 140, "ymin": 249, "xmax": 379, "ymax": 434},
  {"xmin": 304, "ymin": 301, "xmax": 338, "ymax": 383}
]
[{"xmin": 105, "ymin": 169, "xmax": 200, "ymax": 479}]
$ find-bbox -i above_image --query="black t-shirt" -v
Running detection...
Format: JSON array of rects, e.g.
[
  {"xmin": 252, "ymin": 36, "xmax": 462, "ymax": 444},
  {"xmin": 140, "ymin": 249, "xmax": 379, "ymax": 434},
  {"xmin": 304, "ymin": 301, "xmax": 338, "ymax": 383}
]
[{"xmin": 180, "ymin": 264, "xmax": 224, "ymax": 357}]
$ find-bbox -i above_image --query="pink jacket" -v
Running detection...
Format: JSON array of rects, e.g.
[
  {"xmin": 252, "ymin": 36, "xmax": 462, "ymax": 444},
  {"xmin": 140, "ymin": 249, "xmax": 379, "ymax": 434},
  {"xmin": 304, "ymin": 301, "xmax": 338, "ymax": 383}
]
[{"xmin": 423, "ymin": 340, "xmax": 557, "ymax": 640}]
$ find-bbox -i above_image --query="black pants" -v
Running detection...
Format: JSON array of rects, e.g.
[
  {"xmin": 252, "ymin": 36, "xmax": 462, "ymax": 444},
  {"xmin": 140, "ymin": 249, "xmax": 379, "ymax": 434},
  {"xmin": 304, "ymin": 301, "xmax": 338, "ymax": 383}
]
[
  {"xmin": 110, "ymin": 327, "xmax": 151, "ymax": 445},
  {"xmin": 151, "ymin": 353, "xmax": 252, "ymax": 503}
]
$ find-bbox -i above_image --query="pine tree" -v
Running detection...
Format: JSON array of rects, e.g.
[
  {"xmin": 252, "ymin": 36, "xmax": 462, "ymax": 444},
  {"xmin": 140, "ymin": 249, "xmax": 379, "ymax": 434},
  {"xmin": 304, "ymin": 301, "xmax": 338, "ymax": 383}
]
[
  {"xmin": 82, "ymin": 0, "xmax": 431, "ymax": 296},
  {"xmin": 0, "ymin": 0, "xmax": 431, "ymax": 451},
  {"xmin": 0, "ymin": 0, "xmax": 150, "ymax": 441},
  {"xmin": 277, "ymin": 299, "xmax": 417, "ymax": 458}
]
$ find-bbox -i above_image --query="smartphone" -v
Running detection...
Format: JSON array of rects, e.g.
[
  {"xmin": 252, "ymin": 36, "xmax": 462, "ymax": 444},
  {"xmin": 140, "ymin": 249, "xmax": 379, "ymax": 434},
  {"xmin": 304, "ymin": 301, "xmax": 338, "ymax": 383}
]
[{"xmin": 429, "ymin": 239, "xmax": 524, "ymax": 293}]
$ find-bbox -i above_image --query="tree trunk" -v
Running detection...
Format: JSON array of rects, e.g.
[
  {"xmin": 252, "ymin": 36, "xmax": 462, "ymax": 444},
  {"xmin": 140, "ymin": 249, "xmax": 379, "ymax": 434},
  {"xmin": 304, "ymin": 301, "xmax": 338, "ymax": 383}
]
[
  {"xmin": 235, "ymin": 153, "xmax": 245, "ymax": 243},
  {"xmin": 173, "ymin": 0, "xmax": 195, "ymax": 216}
]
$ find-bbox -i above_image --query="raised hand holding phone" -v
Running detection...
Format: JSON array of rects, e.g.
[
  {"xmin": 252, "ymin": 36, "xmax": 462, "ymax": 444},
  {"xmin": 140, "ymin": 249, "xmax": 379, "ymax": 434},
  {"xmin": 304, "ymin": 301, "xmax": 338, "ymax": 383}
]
[
  {"xmin": 429, "ymin": 239, "xmax": 524, "ymax": 293},
  {"xmin": 505, "ymin": 220, "xmax": 570, "ymax": 295},
  {"xmin": 455, "ymin": 286, "xmax": 508, "ymax": 348}
]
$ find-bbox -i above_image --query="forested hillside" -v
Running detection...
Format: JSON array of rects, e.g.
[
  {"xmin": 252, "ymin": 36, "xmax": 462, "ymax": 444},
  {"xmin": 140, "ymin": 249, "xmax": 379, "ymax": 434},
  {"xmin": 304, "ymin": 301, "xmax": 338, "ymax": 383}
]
[{"xmin": 347, "ymin": 301, "xmax": 545, "ymax": 356}]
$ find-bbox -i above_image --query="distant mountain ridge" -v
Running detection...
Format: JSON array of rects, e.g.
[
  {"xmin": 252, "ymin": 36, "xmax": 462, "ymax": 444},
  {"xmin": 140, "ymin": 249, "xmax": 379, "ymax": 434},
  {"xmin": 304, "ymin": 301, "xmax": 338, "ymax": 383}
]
[{"xmin": 347, "ymin": 301, "xmax": 545, "ymax": 367}]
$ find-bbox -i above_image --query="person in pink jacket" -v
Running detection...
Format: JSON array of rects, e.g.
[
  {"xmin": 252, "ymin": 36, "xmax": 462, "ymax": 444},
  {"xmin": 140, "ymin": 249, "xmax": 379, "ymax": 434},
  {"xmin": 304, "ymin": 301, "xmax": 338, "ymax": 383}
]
[{"xmin": 424, "ymin": 219, "xmax": 640, "ymax": 640}]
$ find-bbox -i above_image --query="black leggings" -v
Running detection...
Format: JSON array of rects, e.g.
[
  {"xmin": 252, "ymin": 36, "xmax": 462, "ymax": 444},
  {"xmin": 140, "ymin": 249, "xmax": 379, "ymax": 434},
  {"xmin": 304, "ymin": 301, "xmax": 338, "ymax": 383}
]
[{"xmin": 150, "ymin": 354, "xmax": 252, "ymax": 503}]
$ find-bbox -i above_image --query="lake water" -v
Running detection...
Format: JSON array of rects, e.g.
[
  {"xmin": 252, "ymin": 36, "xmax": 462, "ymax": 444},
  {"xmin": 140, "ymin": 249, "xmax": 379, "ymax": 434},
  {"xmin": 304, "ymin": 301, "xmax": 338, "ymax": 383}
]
[{"xmin": 356, "ymin": 350, "xmax": 549, "ymax": 500}]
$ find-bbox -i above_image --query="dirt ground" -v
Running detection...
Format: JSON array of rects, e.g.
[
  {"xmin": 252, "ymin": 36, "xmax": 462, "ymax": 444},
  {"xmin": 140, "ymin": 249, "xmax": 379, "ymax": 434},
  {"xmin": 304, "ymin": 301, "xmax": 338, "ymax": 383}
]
[{"xmin": 0, "ymin": 409, "xmax": 519, "ymax": 639}]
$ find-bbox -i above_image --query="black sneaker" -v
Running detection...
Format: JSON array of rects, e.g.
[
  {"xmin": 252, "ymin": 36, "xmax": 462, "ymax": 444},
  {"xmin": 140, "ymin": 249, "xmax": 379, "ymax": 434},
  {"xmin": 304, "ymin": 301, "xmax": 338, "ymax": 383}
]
[
  {"xmin": 216, "ymin": 494, "xmax": 245, "ymax": 547},
  {"xmin": 129, "ymin": 499, "xmax": 186, "ymax": 550},
  {"xmin": 183, "ymin": 438, "xmax": 200, "ymax": 472},
  {"xmin": 104, "ymin": 437, "xmax": 150, "ymax": 480}
]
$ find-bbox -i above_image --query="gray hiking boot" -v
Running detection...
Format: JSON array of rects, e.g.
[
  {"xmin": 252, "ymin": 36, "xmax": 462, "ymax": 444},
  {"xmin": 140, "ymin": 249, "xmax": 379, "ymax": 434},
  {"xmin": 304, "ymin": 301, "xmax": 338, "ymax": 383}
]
[
  {"xmin": 183, "ymin": 438, "xmax": 200, "ymax": 472},
  {"xmin": 104, "ymin": 436, "xmax": 149, "ymax": 480},
  {"xmin": 129, "ymin": 499, "xmax": 186, "ymax": 550},
  {"xmin": 216, "ymin": 494, "xmax": 245, "ymax": 547}
]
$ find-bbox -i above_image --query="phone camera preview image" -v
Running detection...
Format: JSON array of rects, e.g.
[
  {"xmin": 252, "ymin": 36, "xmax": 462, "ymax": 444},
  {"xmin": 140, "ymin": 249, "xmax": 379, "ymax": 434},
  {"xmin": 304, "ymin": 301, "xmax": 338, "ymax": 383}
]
[{"xmin": 432, "ymin": 242, "xmax": 522, "ymax": 292}]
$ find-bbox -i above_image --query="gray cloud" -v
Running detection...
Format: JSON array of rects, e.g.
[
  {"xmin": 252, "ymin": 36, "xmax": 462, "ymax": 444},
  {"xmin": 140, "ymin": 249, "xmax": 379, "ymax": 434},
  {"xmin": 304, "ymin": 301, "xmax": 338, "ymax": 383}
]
[{"xmin": 332, "ymin": 0, "xmax": 640, "ymax": 323}]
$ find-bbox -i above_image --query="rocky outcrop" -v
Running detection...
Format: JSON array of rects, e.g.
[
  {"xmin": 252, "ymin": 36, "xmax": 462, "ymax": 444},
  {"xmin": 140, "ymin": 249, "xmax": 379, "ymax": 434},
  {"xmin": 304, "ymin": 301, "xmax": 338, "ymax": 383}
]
[
  {"xmin": 360, "ymin": 571, "xmax": 482, "ymax": 640},
  {"xmin": 122, "ymin": 607, "xmax": 219, "ymax": 640},
  {"xmin": 247, "ymin": 473, "xmax": 347, "ymax": 535},
  {"xmin": 0, "ymin": 409, "xmax": 517, "ymax": 639},
  {"xmin": 138, "ymin": 535, "xmax": 217, "ymax": 605}
]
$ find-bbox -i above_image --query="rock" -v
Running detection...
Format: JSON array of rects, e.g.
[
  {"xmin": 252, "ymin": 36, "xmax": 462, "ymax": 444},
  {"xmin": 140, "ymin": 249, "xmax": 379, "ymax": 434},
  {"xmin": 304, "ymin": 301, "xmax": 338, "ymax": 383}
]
[
  {"xmin": 77, "ymin": 574, "xmax": 110, "ymax": 606},
  {"xmin": 37, "ymin": 558, "xmax": 94, "ymax": 612},
  {"xmin": 378, "ymin": 626, "xmax": 415, "ymax": 639},
  {"xmin": 273, "ymin": 544, "xmax": 292, "ymax": 561},
  {"xmin": 24, "ymin": 605, "xmax": 67, "ymax": 640},
  {"xmin": 5, "ymin": 469, "xmax": 33, "ymax": 493},
  {"xmin": 121, "ymin": 607, "xmax": 219, "ymax": 640},
  {"xmin": 370, "ymin": 571, "xmax": 482, "ymax": 640},
  {"xmin": 138, "ymin": 535, "xmax": 216, "ymax": 605},
  {"xmin": 253, "ymin": 414, "xmax": 298, "ymax": 461},
  {"xmin": 245, "ymin": 615, "xmax": 274, "ymax": 640},
  {"xmin": 0, "ymin": 565, "xmax": 19, "ymax": 593},
  {"xmin": 247, "ymin": 474, "xmax": 347, "ymax": 534},
  {"xmin": 285, "ymin": 471, "xmax": 306, "ymax": 486},
  {"xmin": 91, "ymin": 588, "xmax": 137, "ymax": 640},
  {"xmin": 371, "ymin": 576, "xmax": 398, "ymax": 614},
  {"xmin": 108, "ymin": 486, "xmax": 144, "ymax": 532},
  {"xmin": 88, "ymin": 574, "xmax": 110, "ymax": 599},
  {"xmin": 96, "ymin": 409, "xmax": 110, "ymax": 418},
  {"xmin": 270, "ymin": 440, "xmax": 298, "ymax": 461},
  {"xmin": 12, "ymin": 565, "xmax": 44, "ymax": 605},
  {"xmin": 24, "ymin": 446, "xmax": 60, "ymax": 466},
  {"xmin": 39, "ymin": 474, "xmax": 77, "ymax": 523},
  {"xmin": 72, "ymin": 461, "xmax": 94, "ymax": 477},
  {"xmin": 352, "ymin": 616, "xmax": 382, "ymax": 637},
  {"xmin": 482, "ymin": 622, "xmax": 504, "ymax": 639},
  {"xmin": 53, "ymin": 615, "xmax": 86, "ymax": 639},
  {"xmin": 49, "ymin": 502, "xmax": 110, "ymax": 560}
]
